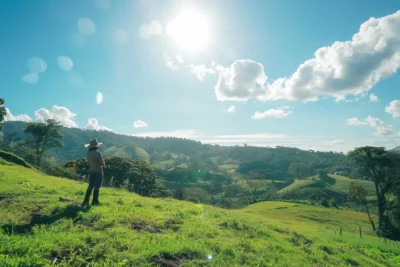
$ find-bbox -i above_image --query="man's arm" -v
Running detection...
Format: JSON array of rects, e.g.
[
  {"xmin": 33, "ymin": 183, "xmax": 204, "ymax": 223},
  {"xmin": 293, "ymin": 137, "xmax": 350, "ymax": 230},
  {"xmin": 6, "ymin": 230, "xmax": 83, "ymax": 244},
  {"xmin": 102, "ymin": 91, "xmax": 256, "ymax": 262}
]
[{"xmin": 99, "ymin": 152, "xmax": 105, "ymax": 167}]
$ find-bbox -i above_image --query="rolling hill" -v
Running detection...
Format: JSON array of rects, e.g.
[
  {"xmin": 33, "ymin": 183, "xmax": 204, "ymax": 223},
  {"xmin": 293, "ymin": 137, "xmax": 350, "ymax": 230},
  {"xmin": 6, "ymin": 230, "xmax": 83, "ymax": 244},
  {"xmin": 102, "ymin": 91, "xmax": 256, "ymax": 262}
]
[
  {"xmin": 1, "ymin": 162, "xmax": 399, "ymax": 266},
  {"xmin": 278, "ymin": 174, "xmax": 376, "ymax": 196},
  {"xmin": 1, "ymin": 121, "xmax": 348, "ymax": 182}
]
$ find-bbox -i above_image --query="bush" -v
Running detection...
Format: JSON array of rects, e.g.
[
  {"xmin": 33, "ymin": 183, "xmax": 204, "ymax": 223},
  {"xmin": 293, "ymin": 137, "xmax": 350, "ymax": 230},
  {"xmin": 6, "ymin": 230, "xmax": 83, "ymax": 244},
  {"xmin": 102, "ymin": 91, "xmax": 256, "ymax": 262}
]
[
  {"xmin": 183, "ymin": 188, "xmax": 211, "ymax": 203},
  {"xmin": 320, "ymin": 198, "xmax": 330, "ymax": 207},
  {"xmin": 0, "ymin": 150, "xmax": 32, "ymax": 168}
]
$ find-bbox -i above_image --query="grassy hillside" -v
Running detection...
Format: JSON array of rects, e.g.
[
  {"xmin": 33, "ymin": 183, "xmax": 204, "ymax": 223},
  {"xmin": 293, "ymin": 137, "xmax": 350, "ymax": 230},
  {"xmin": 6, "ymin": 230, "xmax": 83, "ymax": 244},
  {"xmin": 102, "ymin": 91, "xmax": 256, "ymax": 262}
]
[
  {"xmin": 279, "ymin": 174, "xmax": 376, "ymax": 197},
  {"xmin": 1, "ymin": 164, "xmax": 399, "ymax": 266}
]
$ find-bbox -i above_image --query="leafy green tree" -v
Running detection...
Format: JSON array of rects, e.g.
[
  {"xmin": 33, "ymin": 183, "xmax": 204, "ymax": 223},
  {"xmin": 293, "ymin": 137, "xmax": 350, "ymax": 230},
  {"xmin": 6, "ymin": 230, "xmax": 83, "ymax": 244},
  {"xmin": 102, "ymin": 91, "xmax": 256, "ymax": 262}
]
[
  {"xmin": 0, "ymin": 98, "xmax": 6, "ymax": 131},
  {"xmin": 245, "ymin": 178, "xmax": 268, "ymax": 203},
  {"xmin": 265, "ymin": 185, "xmax": 278, "ymax": 200},
  {"xmin": 124, "ymin": 159, "xmax": 157, "ymax": 196},
  {"xmin": 348, "ymin": 182, "xmax": 376, "ymax": 231},
  {"xmin": 183, "ymin": 187, "xmax": 211, "ymax": 203},
  {"xmin": 287, "ymin": 162, "xmax": 309, "ymax": 180},
  {"xmin": 25, "ymin": 119, "xmax": 64, "ymax": 168},
  {"xmin": 348, "ymin": 146, "xmax": 400, "ymax": 236}
]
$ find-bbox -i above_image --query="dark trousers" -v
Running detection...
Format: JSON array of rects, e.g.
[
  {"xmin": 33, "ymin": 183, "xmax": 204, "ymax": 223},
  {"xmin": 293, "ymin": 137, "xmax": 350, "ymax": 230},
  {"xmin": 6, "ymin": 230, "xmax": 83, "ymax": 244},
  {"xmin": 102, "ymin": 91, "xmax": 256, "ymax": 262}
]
[{"xmin": 83, "ymin": 171, "xmax": 103, "ymax": 204}]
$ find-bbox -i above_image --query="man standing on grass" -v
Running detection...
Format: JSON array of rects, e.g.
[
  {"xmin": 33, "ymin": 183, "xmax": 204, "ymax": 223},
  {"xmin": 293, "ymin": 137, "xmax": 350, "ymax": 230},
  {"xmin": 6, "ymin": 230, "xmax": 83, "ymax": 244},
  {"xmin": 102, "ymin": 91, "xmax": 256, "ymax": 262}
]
[{"xmin": 82, "ymin": 139, "xmax": 105, "ymax": 206}]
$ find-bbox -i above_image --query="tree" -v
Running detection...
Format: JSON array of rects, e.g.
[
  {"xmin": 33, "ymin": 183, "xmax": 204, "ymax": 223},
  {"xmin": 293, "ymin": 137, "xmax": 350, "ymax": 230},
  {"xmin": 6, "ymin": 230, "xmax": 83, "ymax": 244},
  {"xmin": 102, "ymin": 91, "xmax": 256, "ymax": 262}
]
[
  {"xmin": 0, "ymin": 98, "xmax": 6, "ymax": 131},
  {"xmin": 348, "ymin": 182, "xmax": 376, "ymax": 231},
  {"xmin": 287, "ymin": 162, "xmax": 308, "ymax": 180},
  {"xmin": 25, "ymin": 119, "xmax": 64, "ymax": 168},
  {"xmin": 245, "ymin": 179, "xmax": 268, "ymax": 203},
  {"xmin": 124, "ymin": 159, "xmax": 157, "ymax": 196},
  {"xmin": 348, "ymin": 146, "xmax": 400, "ymax": 236}
]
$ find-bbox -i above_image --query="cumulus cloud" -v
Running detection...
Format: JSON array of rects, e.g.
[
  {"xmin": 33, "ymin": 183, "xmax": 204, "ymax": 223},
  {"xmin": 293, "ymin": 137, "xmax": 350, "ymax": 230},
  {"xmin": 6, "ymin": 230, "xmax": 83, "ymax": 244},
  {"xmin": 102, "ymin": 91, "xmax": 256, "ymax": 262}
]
[
  {"xmin": 34, "ymin": 105, "xmax": 78, "ymax": 128},
  {"xmin": 4, "ymin": 108, "xmax": 32, "ymax": 122},
  {"xmin": 346, "ymin": 115, "xmax": 397, "ymax": 136},
  {"xmin": 369, "ymin": 94, "xmax": 379, "ymax": 102},
  {"xmin": 215, "ymin": 59, "xmax": 267, "ymax": 102},
  {"xmin": 84, "ymin": 118, "xmax": 110, "ymax": 131},
  {"xmin": 214, "ymin": 11, "xmax": 400, "ymax": 102},
  {"xmin": 385, "ymin": 100, "xmax": 400, "ymax": 118},
  {"xmin": 251, "ymin": 106, "xmax": 292, "ymax": 120},
  {"xmin": 133, "ymin": 120, "xmax": 148, "ymax": 128},
  {"xmin": 227, "ymin": 105, "xmax": 236, "ymax": 113}
]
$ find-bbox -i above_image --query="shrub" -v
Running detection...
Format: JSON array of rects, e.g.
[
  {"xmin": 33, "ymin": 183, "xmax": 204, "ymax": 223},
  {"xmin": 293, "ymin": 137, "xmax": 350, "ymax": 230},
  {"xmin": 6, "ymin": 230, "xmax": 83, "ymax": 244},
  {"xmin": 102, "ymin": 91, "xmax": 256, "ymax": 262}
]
[{"xmin": 320, "ymin": 198, "xmax": 330, "ymax": 207}]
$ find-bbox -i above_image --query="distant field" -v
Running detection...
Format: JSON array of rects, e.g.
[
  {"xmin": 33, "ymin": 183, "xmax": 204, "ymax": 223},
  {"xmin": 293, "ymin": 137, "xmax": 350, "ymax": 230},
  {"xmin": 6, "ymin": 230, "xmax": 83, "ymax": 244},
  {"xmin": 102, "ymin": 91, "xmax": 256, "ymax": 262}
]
[
  {"xmin": 153, "ymin": 159, "xmax": 174, "ymax": 170},
  {"xmin": 241, "ymin": 201, "xmax": 377, "ymax": 235},
  {"xmin": 103, "ymin": 145, "xmax": 150, "ymax": 161},
  {"xmin": 278, "ymin": 174, "xmax": 376, "ymax": 197},
  {"xmin": 218, "ymin": 163, "xmax": 238, "ymax": 173}
]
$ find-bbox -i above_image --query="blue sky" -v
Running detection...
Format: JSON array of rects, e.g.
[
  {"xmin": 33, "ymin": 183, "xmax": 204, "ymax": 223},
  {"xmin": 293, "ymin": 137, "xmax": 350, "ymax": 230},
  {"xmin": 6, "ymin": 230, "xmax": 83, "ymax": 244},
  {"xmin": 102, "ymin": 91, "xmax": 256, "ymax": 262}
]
[{"xmin": 1, "ymin": 0, "xmax": 400, "ymax": 152}]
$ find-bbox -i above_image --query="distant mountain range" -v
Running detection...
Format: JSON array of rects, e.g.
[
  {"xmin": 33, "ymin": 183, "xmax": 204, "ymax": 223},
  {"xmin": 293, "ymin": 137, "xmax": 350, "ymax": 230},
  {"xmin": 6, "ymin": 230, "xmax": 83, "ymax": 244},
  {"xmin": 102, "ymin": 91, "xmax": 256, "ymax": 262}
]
[{"xmin": 1, "ymin": 121, "xmax": 348, "ymax": 181}]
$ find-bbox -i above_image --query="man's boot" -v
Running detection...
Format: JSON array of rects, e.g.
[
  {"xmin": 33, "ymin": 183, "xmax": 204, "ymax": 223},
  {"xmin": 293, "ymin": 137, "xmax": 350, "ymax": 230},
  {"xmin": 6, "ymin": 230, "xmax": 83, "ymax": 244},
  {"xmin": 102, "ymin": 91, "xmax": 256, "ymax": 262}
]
[
  {"xmin": 92, "ymin": 189, "xmax": 101, "ymax": 205},
  {"xmin": 82, "ymin": 189, "xmax": 91, "ymax": 207}
]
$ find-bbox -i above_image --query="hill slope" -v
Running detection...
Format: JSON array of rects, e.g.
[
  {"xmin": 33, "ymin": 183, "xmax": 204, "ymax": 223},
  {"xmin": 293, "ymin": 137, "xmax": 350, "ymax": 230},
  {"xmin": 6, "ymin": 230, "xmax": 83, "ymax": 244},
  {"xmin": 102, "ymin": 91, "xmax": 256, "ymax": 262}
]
[
  {"xmin": 1, "ymin": 164, "xmax": 399, "ymax": 266},
  {"xmin": 2, "ymin": 121, "xmax": 348, "ymax": 181},
  {"xmin": 278, "ymin": 174, "xmax": 376, "ymax": 199}
]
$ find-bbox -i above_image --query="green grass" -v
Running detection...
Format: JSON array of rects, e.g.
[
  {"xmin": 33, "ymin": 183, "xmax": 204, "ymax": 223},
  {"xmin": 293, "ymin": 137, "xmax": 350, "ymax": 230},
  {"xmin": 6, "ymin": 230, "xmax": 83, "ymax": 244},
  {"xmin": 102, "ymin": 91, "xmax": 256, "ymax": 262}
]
[
  {"xmin": 135, "ymin": 147, "xmax": 150, "ymax": 161},
  {"xmin": 153, "ymin": 160, "xmax": 174, "ymax": 170},
  {"xmin": 278, "ymin": 174, "xmax": 376, "ymax": 197},
  {"xmin": 278, "ymin": 179, "xmax": 318, "ymax": 193},
  {"xmin": 1, "ymin": 165, "xmax": 400, "ymax": 266},
  {"xmin": 218, "ymin": 163, "xmax": 239, "ymax": 173}
]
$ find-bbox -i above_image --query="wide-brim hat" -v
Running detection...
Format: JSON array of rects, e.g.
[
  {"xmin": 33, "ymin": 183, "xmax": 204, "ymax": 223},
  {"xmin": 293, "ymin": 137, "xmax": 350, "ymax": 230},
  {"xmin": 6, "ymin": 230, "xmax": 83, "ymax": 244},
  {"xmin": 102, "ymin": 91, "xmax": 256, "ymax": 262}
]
[{"xmin": 84, "ymin": 138, "xmax": 103, "ymax": 149}]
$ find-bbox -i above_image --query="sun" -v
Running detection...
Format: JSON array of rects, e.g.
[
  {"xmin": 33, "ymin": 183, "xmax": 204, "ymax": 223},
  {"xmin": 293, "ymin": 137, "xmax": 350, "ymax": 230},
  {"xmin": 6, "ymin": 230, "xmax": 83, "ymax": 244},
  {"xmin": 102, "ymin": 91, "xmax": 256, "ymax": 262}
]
[{"xmin": 166, "ymin": 9, "xmax": 210, "ymax": 52}]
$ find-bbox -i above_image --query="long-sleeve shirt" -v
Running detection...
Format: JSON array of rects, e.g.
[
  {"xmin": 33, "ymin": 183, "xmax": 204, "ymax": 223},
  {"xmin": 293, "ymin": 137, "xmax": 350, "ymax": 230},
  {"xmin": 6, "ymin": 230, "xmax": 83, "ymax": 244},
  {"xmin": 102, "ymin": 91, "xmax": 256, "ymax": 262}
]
[{"xmin": 86, "ymin": 150, "xmax": 105, "ymax": 173}]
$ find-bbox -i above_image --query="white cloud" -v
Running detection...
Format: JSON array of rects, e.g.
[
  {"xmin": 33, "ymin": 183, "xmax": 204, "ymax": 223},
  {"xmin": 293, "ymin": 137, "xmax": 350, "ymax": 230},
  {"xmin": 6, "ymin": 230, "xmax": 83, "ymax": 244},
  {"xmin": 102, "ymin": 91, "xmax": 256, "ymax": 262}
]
[
  {"xmin": 252, "ymin": 106, "xmax": 292, "ymax": 120},
  {"xmin": 369, "ymin": 94, "xmax": 379, "ymax": 102},
  {"xmin": 332, "ymin": 140, "xmax": 345, "ymax": 145},
  {"xmin": 385, "ymin": 100, "xmax": 400, "ymax": 118},
  {"xmin": 213, "ymin": 11, "xmax": 400, "ymax": 102},
  {"xmin": 176, "ymin": 55, "xmax": 184, "ymax": 64},
  {"xmin": 346, "ymin": 115, "xmax": 397, "ymax": 136},
  {"xmin": 215, "ymin": 59, "xmax": 267, "ymax": 101},
  {"xmin": 96, "ymin": 92, "xmax": 103, "ymax": 105},
  {"xmin": 133, "ymin": 129, "xmax": 200, "ymax": 138},
  {"xmin": 190, "ymin": 64, "xmax": 216, "ymax": 81},
  {"xmin": 133, "ymin": 120, "xmax": 148, "ymax": 128},
  {"xmin": 4, "ymin": 108, "xmax": 32, "ymax": 122},
  {"xmin": 34, "ymin": 105, "xmax": 78, "ymax": 128},
  {"xmin": 346, "ymin": 117, "xmax": 367, "ymax": 126},
  {"xmin": 57, "ymin": 56, "xmax": 74, "ymax": 71},
  {"xmin": 164, "ymin": 52, "xmax": 178, "ymax": 69},
  {"xmin": 227, "ymin": 105, "xmax": 236, "ymax": 113},
  {"xmin": 215, "ymin": 133, "xmax": 290, "ymax": 139},
  {"xmin": 84, "ymin": 118, "xmax": 110, "ymax": 131}
]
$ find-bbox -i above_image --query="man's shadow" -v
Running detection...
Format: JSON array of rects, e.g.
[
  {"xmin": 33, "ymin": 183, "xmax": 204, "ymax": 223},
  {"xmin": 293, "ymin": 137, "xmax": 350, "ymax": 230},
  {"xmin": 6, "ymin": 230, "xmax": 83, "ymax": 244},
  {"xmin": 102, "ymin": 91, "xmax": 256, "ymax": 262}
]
[{"xmin": 1, "ymin": 204, "xmax": 91, "ymax": 235}]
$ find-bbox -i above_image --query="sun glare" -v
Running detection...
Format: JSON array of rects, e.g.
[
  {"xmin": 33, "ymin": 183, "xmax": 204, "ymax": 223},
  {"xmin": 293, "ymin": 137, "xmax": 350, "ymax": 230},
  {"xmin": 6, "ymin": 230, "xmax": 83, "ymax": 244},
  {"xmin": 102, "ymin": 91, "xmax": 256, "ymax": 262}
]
[{"xmin": 166, "ymin": 9, "xmax": 209, "ymax": 52}]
